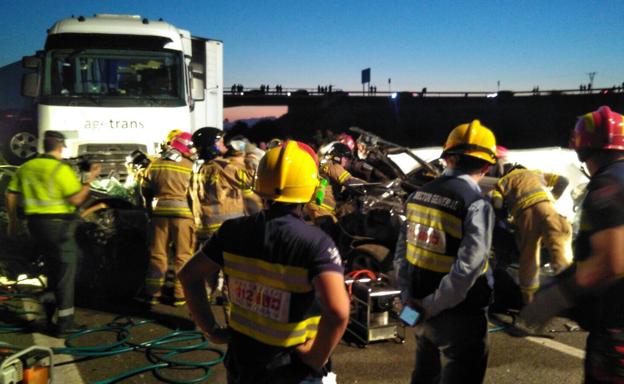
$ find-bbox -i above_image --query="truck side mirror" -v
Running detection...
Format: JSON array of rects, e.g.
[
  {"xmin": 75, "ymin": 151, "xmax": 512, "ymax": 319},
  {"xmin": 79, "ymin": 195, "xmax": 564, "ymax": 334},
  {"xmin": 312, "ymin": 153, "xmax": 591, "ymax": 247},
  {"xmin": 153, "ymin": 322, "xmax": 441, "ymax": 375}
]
[
  {"xmin": 22, "ymin": 55, "xmax": 41, "ymax": 69},
  {"xmin": 190, "ymin": 62, "xmax": 205, "ymax": 101},
  {"xmin": 22, "ymin": 73, "xmax": 40, "ymax": 98}
]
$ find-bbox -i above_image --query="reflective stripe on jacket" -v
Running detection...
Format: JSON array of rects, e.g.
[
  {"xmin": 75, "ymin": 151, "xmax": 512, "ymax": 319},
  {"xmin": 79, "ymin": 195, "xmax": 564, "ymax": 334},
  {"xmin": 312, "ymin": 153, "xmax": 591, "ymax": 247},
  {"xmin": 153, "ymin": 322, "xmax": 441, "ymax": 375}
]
[
  {"xmin": 309, "ymin": 162, "xmax": 353, "ymax": 212},
  {"xmin": 223, "ymin": 251, "xmax": 320, "ymax": 347},
  {"xmin": 143, "ymin": 156, "xmax": 194, "ymax": 219},
  {"xmin": 493, "ymin": 168, "xmax": 552, "ymax": 217},
  {"xmin": 406, "ymin": 176, "xmax": 491, "ymax": 312},
  {"xmin": 7, "ymin": 155, "xmax": 81, "ymax": 215},
  {"xmin": 198, "ymin": 153, "xmax": 248, "ymax": 230}
]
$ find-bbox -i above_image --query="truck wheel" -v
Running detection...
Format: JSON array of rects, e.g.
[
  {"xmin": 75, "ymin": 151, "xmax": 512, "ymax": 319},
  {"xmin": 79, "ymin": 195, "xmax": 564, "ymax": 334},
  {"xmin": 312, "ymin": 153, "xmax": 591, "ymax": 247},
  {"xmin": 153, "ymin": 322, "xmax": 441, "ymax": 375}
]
[{"xmin": 1, "ymin": 118, "xmax": 38, "ymax": 165}]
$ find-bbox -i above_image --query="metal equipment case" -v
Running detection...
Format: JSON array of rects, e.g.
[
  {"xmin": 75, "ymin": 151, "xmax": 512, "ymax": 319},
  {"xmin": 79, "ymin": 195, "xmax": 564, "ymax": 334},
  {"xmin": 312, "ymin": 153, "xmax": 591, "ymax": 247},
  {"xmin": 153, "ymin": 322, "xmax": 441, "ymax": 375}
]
[{"xmin": 345, "ymin": 276, "xmax": 405, "ymax": 345}]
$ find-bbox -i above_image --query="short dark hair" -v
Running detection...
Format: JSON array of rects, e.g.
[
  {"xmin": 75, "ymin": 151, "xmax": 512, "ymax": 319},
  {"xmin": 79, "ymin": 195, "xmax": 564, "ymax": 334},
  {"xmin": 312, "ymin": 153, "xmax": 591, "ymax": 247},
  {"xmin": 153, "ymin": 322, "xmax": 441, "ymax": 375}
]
[
  {"xmin": 453, "ymin": 155, "xmax": 491, "ymax": 173},
  {"xmin": 44, "ymin": 137, "xmax": 65, "ymax": 152},
  {"xmin": 43, "ymin": 130, "xmax": 66, "ymax": 152}
]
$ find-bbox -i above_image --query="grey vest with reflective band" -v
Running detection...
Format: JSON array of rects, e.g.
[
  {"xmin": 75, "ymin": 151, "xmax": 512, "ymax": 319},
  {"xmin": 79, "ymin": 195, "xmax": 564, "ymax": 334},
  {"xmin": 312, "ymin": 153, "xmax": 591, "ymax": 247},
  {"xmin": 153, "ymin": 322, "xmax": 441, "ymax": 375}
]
[{"xmin": 407, "ymin": 176, "xmax": 491, "ymax": 313}]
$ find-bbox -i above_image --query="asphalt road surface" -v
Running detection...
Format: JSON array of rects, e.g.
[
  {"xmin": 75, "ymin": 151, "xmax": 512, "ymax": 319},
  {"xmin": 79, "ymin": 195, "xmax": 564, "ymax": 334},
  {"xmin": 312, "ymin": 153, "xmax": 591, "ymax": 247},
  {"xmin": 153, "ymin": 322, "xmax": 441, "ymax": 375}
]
[{"xmin": 0, "ymin": 299, "xmax": 586, "ymax": 384}]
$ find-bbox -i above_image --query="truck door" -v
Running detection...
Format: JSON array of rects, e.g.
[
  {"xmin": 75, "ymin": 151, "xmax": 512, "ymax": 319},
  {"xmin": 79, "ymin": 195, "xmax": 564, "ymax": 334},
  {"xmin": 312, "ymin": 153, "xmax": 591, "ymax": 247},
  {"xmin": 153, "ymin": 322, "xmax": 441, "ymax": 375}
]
[{"xmin": 190, "ymin": 38, "xmax": 223, "ymax": 130}]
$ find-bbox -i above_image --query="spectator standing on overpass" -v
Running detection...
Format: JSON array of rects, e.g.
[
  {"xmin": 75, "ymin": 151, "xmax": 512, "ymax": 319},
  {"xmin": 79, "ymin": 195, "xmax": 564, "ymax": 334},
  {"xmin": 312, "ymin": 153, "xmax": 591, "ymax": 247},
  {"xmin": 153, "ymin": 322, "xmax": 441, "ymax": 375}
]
[
  {"xmin": 6, "ymin": 130, "xmax": 101, "ymax": 337},
  {"xmin": 179, "ymin": 141, "xmax": 349, "ymax": 384},
  {"xmin": 522, "ymin": 105, "xmax": 624, "ymax": 383},
  {"xmin": 394, "ymin": 120, "xmax": 497, "ymax": 383}
]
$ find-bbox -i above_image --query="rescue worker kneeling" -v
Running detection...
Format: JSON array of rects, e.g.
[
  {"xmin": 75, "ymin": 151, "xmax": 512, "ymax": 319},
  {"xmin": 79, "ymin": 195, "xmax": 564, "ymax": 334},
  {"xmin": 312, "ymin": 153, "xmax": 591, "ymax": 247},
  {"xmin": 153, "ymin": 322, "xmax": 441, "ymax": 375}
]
[
  {"xmin": 179, "ymin": 141, "xmax": 350, "ymax": 384},
  {"xmin": 394, "ymin": 120, "xmax": 496, "ymax": 384}
]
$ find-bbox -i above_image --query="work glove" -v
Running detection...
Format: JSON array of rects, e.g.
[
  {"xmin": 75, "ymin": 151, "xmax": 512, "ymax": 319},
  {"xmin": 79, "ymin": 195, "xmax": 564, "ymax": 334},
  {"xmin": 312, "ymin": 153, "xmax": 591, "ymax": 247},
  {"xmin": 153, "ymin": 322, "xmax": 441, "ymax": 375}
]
[{"xmin": 519, "ymin": 283, "xmax": 574, "ymax": 329}]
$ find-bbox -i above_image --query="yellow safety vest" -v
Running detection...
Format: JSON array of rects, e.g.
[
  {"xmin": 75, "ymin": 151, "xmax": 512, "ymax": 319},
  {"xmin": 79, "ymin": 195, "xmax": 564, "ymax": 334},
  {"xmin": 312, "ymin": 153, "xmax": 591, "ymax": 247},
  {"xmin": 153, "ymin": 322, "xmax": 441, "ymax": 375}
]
[
  {"xmin": 7, "ymin": 156, "xmax": 81, "ymax": 215},
  {"xmin": 223, "ymin": 251, "xmax": 321, "ymax": 347}
]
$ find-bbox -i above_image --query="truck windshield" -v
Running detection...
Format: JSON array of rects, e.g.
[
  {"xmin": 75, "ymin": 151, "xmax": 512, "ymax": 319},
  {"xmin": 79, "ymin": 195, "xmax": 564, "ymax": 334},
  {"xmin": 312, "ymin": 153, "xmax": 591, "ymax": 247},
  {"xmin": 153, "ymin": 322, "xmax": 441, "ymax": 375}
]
[{"xmin": 41, "ymin": 49, "xmax": 185, "ymax": 106}]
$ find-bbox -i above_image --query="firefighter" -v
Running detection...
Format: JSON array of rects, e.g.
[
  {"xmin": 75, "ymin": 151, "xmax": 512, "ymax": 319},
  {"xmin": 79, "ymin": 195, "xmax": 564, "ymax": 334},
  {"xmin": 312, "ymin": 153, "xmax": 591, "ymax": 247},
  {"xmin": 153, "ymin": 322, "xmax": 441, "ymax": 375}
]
[
  {"xmin": 179, "ymin": 140, "xmax": 349, "ymax": 384},
  {"xmin": 347, "ymin": 134, "xmax": 400, "ymax": 182},
  {"xmin": 6, "ymin": 130, "xmax": 101, "ymax": 337},
  {"xmin": 192, "ymin": 127, "xmax": 252, "ymax": 243},
  {"xmin": 241, "ymin": 139, "xmax": 266, "ymax": 215},
  {"xmin": 305, "ymin": 142, "xmax": 364, "ymax": 225},
  {"xmin": 521, "ymin": 105, "xmax": 624, "ymax": 382},
  {"xmin": 394, "ymin": 120, "xmax": 497, "ymax": 384},
  {"xmin": 139, "ymin": 131, "xmax": 197, "ymax": 306},
  {"xmin": 336, "ymin": 133, "xmax": 356, "ymax": 152},
  {"xmin": 492, "ymin": 163, "xmax": 572, "ymax": 304}
]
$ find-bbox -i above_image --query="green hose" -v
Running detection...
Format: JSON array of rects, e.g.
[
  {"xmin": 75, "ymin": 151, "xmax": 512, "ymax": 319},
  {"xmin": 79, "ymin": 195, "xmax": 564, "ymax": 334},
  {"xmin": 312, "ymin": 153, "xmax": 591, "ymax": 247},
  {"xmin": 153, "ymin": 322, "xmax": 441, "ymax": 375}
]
[
  {"xmin": 0, "ymin": 310, "xmax": 225, "ymax": 383},
  {"xmin": 57, "ymin": 316, "xmax": 226, "ymax": 383}
]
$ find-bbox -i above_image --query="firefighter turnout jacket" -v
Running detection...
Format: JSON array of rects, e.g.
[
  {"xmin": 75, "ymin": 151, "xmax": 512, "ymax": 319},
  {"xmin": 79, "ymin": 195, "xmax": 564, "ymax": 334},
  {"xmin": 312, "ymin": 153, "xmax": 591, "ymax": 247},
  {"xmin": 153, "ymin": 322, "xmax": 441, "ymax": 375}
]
[
  {"xmin": 142, "ymin": 156, "xmax": 195, "ymax": 219},
  {"xmin": 306, "ymin": 161, "xmax": 361, "ymax": 222},
  {"xmin": 492, "ymin": 168, "xmax": 567, "ymax": 217},
  {"xmin": 196, "ymin": 151, "xmax": 251, "ymax": 239},
  {"xmin": 492, "ymin": 167, "xmax": 572, "ymax": 301},
  {"xmin": 242, "ymin": 150, "xmax": 265, "ymax": 215}
]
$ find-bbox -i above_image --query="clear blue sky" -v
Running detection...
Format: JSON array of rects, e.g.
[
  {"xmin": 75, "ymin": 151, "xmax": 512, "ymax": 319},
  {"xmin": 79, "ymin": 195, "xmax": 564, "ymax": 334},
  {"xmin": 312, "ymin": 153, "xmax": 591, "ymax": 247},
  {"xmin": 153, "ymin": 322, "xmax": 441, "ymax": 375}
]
[{"xmin": 2, "ymin": 0, "xmax": 623, "ymax": 92}]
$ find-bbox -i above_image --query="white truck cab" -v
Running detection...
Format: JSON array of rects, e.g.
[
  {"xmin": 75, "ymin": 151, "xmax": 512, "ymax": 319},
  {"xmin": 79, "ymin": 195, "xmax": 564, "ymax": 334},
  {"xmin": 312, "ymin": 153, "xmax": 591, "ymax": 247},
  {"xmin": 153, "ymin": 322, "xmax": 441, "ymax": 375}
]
[{"xmin": 22, "ymin": 14, "xmax": 223, "ymax": 176}]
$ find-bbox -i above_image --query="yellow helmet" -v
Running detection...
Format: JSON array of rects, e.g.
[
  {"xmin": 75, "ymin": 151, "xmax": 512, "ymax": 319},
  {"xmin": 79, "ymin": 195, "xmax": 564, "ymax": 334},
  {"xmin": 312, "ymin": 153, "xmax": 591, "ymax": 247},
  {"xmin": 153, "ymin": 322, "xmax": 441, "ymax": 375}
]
[
  {"xmin": 442, "ymin": 120, "xmax": 497, "ymax": 165},
  {"xmin": 166, "ymin": 129, "xmax": 183, "ymax": 144},
  {"xmin": 253, "ymin": 140, "xmax": 319, "ymax": 203},
  {"xmin": 267, "ymin": 138, "xmax": 283, "ymax": 149}
]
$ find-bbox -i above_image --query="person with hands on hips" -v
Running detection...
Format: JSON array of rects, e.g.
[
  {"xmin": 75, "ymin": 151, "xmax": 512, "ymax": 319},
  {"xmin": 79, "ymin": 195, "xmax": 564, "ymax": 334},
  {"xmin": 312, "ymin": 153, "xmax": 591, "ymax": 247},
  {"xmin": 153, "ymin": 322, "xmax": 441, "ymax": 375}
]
[
  {"xmin": 394, "ymin": 120, "xmax": 497, "ymax": 384},
  {"xmin": 521, "ymin": 106, "xmax": 624, "ymax": 383},
  {"xmin": 179, "ymin": 140, "xmax": 350, "ymax": 384}
]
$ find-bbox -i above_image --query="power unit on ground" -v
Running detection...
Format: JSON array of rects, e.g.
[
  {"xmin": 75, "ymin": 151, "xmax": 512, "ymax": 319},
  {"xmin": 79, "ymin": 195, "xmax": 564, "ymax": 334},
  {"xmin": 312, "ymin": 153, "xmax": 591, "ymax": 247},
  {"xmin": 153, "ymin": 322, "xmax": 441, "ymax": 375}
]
[{"xmin": 345, "ymin": 276, "xmax": 405, "ymax": 345}]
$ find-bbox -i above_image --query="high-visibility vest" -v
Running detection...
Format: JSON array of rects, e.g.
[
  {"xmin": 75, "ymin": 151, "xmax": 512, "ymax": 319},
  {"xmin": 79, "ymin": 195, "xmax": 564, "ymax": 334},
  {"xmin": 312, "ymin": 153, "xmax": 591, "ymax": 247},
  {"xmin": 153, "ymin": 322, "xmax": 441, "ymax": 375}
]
[
  {"xmin": 7, "ymin": 155, "xmax": 81, "ymax": 215},
  {"xmin": 223, "ymin": 251, "xmax": 320, "ymax": 347},
  {"xmin": 405, "ymin": 176, "xmax": 491, "ymax": 312},
  {"xmin": 218, "ymin": 213, "xmax": 329, "ymax": 348}
]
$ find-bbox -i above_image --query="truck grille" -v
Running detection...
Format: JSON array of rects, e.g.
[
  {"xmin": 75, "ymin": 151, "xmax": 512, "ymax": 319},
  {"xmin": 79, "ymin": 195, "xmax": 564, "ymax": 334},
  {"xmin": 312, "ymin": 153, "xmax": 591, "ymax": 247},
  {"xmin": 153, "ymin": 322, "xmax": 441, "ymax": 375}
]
[{"xmin": 77, "ymin": 143, "xmax": 148, "ymax": 182}]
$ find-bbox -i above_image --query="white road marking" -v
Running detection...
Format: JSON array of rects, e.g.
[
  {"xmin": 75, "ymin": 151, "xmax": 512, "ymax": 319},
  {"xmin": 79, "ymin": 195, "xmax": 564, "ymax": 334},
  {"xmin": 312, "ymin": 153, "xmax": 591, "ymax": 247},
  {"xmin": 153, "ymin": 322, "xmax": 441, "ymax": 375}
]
[
  {"xmin": 32, "ymin": 332, "xmax": 85, "ymax": 384},
  {"xmin": 524, "ymin": 336, "xmax": 585, "ymax": 360}
]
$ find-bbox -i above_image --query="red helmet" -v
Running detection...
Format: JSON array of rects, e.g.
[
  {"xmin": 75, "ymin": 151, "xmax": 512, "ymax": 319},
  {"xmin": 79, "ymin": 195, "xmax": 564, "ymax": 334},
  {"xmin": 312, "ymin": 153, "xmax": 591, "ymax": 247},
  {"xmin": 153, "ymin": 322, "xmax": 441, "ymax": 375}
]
[
  {"xmin": 571, "ymin": 106, "xmax": 624, "ymax": 160},
  {"xmin": 337, "ymin": 133, "xmax": 355, "ymax": 151},
  {"xmin": 170, "ymin": 131, "xmax": 195, "ymax": 155},
  {"xmin": 496, "ymin": 145, "xmax": 508, "ymax": 161}
]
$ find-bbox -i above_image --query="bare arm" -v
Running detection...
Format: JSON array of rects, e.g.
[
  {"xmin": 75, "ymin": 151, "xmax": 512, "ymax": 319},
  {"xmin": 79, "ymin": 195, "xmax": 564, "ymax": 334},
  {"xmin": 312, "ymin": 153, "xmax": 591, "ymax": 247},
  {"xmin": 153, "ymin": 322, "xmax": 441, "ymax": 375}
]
[
  {"xmin": 296, "ymin": 271, "xmax": 350, "ymax": 370},
  {"xmin": 575, "ymin": 225, "xmax": 624, "ymax": 289},
  {"xmin": 178, "ymin": 252, "xmax": 227, "ymax": 344},
  {"xmin": 6, "ymin": 192, "xmax": 19, "ymax": 237}
]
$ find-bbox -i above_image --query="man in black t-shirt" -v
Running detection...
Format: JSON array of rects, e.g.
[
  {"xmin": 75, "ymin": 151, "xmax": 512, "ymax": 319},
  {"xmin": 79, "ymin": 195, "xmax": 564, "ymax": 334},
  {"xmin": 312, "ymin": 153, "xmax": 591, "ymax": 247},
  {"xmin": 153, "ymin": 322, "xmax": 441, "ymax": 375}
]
[
  {"xmin": 522, "ymin": 106, "xmax": 624, "ymax": 382},
  {"xmin": 179, "ymin": 140, "xmax": 349, "ymax": 384}
]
